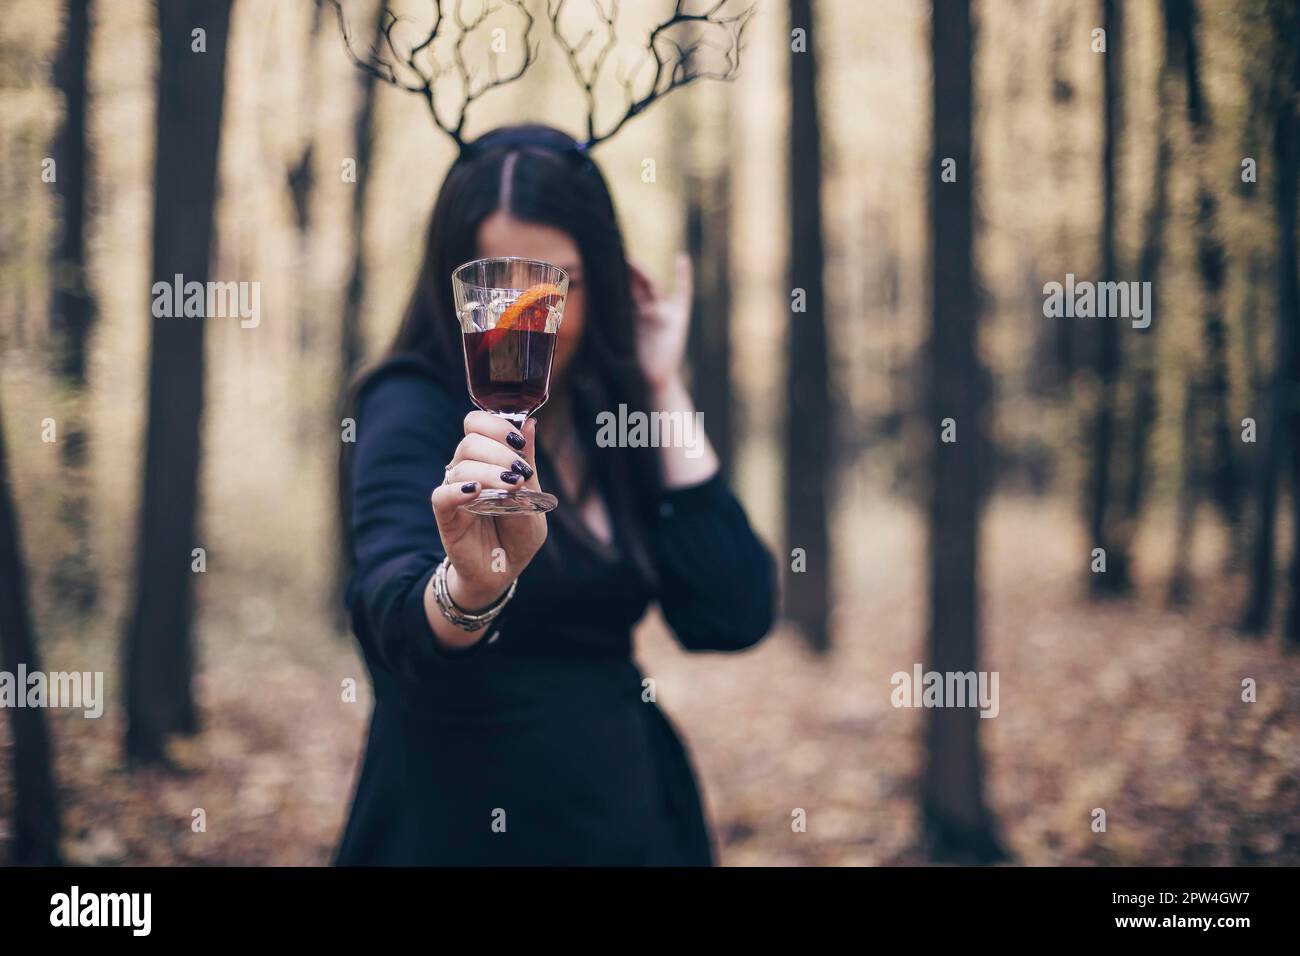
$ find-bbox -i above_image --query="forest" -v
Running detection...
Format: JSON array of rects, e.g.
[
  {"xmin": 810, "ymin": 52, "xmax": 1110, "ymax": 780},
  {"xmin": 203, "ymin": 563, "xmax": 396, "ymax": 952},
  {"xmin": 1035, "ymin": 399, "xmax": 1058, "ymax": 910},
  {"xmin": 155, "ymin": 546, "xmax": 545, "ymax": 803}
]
[{"xmin": 0, "ymin": 0, "xmax": 1298, "ymax": 866}]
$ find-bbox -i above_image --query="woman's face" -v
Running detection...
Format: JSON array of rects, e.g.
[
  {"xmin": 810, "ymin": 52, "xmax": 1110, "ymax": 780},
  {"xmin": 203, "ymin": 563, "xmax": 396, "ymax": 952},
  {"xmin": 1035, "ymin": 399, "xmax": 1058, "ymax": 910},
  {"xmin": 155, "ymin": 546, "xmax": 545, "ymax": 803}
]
[{"xmin": 477, "ymin": 210, "xmax": 586, "ymax": 383}]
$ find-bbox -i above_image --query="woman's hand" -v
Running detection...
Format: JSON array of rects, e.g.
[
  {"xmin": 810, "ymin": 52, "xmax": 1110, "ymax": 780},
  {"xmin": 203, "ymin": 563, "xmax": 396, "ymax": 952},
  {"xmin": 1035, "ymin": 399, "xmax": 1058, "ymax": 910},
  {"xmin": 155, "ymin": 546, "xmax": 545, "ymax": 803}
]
[
  {"xmin": 431, "ymin": 412, "xmax": 547, "ymax": 611},
  {"xmin": 627, "ymin": 252, "xmax": 719, "ymax": 487},
  {"xmin": 630, "ymin": 253, "xmax": 692, "ymax": 394}
]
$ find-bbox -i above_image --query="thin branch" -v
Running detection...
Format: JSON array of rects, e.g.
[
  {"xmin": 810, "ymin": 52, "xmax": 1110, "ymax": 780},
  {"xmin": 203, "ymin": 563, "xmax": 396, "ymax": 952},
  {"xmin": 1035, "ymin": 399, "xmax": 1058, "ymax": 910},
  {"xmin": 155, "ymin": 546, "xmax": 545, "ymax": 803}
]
[
  {"xmin": 548, "ymin": 0, "xmax": 619, "ymax": 144},
  {"xmin": 549, "ymin": 0, "xmax": 753, "ymax": 150},
  {"xmin": 452, "ymin": 0, "xmax": 538, "ymax": 138},
  {"xmin": 332, "ymin": 0, "xmax": 751, "ymax": 153},
  {"xmin": 329, "ymin": 0, "xmax": 537, "ymax": 148}
]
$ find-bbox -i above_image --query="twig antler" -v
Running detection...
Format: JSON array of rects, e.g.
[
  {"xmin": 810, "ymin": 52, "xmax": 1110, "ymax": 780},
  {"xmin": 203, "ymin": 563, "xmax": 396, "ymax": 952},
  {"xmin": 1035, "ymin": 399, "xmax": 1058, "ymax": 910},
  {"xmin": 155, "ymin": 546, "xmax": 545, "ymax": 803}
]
[
  {"xmin": 548, "ymin": 0, "xmax": 753, "ymax": 149},
  {"xmin": 330, "ymin": 0, "xmax": 751, "ymax": 153},
  {"xmin": 328, "ymin": 0, "xmax": 538, "ymax": 147}
]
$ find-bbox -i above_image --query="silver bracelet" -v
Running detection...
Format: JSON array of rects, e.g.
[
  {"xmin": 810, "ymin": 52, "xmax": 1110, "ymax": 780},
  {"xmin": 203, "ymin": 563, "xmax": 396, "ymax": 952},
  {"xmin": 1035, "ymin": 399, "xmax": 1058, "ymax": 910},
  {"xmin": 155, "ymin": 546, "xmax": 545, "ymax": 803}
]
[{"xmin": 432, "ymin": 555, "xmax": 516, "ymax": 632}]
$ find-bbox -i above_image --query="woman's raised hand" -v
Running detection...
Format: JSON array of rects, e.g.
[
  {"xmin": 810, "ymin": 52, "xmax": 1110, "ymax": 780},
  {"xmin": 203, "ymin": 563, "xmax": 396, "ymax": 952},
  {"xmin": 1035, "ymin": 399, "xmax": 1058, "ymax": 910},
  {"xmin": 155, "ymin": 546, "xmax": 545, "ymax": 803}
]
[
  {"xmin": 431, "ymin": 412, "xmax": 547, "ymax": 609},
  {"xmin": 629, "ymin": 252, "xmax": 693, "ymax": 393}
]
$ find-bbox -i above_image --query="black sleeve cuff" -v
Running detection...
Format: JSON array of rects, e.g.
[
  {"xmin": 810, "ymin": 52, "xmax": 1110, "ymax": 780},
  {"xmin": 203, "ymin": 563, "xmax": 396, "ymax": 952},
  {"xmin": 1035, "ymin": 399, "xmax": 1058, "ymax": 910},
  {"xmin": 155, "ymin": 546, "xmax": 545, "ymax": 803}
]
[
  {"xmin": 655, "ymin": 470, "xmax": 728, "ymax": 521},
  {"xmin": 401, "ymin": 561, "xmax": 493, "ymax": 661}
]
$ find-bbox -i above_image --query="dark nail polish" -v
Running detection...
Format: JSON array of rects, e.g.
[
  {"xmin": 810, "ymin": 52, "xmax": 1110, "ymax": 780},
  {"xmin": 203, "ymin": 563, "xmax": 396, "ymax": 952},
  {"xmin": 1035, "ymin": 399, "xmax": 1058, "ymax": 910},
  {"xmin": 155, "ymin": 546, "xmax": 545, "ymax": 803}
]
[
  {"xmin": 506, "ymin": 430, "xmax": 526, "ymax": 451},
  {"xmin": 511, "ymin": 459, "xmax": 534, "ymax": 479},
  {"xmin": 461, "ymin": 482, "xmax": 477, "ymax": 493},
  {"xmin": 500, "ymin": 471, "xmax": 520, "ymax": 484}
]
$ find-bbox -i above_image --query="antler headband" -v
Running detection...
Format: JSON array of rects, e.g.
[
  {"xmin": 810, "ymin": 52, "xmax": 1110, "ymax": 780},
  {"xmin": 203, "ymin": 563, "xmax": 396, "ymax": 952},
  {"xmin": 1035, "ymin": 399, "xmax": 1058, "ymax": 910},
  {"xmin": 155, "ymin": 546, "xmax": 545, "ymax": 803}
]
[{"xmin": 329, "ymin": 0, "xmax": 753, "ymax": 154}]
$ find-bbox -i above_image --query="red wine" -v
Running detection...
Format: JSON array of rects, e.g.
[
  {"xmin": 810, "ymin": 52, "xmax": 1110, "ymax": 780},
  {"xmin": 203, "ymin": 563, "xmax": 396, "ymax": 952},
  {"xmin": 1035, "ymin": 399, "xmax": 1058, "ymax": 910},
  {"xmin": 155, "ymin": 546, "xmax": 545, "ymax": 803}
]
[{"xmin": 462, "ymin": 327, "xmax": 556, "ymax": 417}]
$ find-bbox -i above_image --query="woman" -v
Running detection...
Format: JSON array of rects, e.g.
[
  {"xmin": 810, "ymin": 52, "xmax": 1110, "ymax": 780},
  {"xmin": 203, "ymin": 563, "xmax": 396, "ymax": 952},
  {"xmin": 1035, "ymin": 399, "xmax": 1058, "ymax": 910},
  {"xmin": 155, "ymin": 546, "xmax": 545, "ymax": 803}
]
[{"xmin": 335, "ymin": 124, "xmax": 775, "ymax": 866}]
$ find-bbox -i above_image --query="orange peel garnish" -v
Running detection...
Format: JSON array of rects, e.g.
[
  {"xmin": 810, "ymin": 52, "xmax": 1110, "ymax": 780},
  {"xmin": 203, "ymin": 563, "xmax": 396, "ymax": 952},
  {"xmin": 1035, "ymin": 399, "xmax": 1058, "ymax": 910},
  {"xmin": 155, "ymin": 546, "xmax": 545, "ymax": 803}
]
[{"xmin": 497, "ymin": 282, "xmax": 563, "ymax": 332}]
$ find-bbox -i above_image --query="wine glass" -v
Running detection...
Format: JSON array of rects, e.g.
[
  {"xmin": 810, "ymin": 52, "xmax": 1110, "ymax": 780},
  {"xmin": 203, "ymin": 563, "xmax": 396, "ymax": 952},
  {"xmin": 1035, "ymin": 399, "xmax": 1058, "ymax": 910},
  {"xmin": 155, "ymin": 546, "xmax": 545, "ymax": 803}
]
[{"xmin": 452, "ymin": 256, "xmax": 568, "ymax": 515}]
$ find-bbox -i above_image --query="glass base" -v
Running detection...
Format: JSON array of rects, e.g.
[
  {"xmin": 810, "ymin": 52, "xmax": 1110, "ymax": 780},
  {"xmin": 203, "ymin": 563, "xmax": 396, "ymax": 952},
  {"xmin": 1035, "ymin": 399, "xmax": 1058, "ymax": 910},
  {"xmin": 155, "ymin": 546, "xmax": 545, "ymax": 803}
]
[{"xmin": 460, "ymin": 488, "xmax": 557, "ymax": 516}]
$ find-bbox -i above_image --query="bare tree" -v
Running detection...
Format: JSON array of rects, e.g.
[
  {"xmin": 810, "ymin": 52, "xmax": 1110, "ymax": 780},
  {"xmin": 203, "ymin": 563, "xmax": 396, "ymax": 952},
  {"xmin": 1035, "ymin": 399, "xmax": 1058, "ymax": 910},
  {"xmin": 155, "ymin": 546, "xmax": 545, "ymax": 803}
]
[
  {"xmin": 685, "ymin": 159, "xmax": 735, "ymax": 479},
  {"xmin": 1168, "ymin": 376, "xmax": 1199, "ymax": 605},
  {"xmin": 783, "ymin": 0, "xmax": 832, "ymax": 652},
  {"xmin": 1241, "ymin": 0, "xmax": 1299, "ymax": 639},
  {"xmin": 339, "ymin": 0, "xmax": 385, "ymax": 406},
  {"xmin": 48, "ymin": 0, "xmax": 94, "ymax": 382},
  {"xmin": 1272, "ymin": 1, "xmax": 1300, "ymax": 642},
  {"xmin": 0, "ymin": 397, "xmax": 61, "ymax": 864},
  {"xmin": 1047, "ymin": 3, "xmax": 1078, "ymax": 383},
  {"xmin": 48, "ymin": 0, "xmax": 97, "ymax": 615},
  {"xmin": 676, "ymin": 55, "xmax": 736, "ymax": 480},
  {"xmin": 287, "ymin": 0, "xmax": 328, "ymax": 355},
  {"xmin": 1167, "ymin": 0, "xmax": 1247, "ymax": 604},
  {"xmin": 334, "ymin": 0, "xmax": 387, "ymax": 628},
  {"xmin": 1086, "ymin": 0, "xmax": 1129, "ymax": 595},
  {"xmin": 921, "ymin": 0, "xmax": 1003, "ymax": 863},
  {"xmin": 1182, "ymin": 0, "xmax": 1242, "ymax": 535},
  {"xmin": 1121, "ymin": 0, "xmax": 1175, "ymax": 554},
  {"xmin": 1240, "ymin": 259, "xmax": 1280, "ymax": 627},
  {"xmin": 123, "ymin": 0, "xmax": 234, "ymax": 766}
]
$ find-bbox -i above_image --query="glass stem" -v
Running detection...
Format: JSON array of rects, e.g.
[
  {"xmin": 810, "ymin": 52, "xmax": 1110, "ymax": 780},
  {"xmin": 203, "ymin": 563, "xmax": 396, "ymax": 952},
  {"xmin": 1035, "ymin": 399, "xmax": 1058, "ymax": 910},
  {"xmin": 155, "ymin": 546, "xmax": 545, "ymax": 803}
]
[{"xmin": 496, "ymin": 411, "xmax": 528, "ymax": 433}]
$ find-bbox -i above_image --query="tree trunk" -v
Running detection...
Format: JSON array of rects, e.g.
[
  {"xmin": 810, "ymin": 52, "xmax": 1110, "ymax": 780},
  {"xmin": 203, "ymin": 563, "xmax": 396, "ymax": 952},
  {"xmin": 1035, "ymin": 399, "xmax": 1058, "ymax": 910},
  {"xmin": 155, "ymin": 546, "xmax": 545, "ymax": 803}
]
[
  {"xmin": 1049, "ymin": 2, "xmax": 1076, "ymax": 383},
  {"xmin": 1122, "ymin": 2, "xmax": 1173, "ymax": 541},
  {"xmin": 48, "ymin": 0, "xmax": 97, "ymax": 616},
  {"xmin": 1240, "ymin": 0, "xmax": 1299, "ymax": 638},
  {"xmin": 1194, "ymin": 189, "xmax": 1241, "ymax": 530},
  {"xmin": 783, "ymin": 0, "xmax": 832, "ymax": 653},
  {"xmin": 334, "ymin": 0, "xmax": 384, "ymax": 630},
  {"xmin": 123, "ymin": 0, "xmax": 233, "ymax": 766},
  {"xmin": 1168, "ymin": 377, "xmax": 1198, "ymax": 606},
  {"xmin": 1240, "ymin": 316, "xmax": 1280, "ymax": 633},
  {"xmin": 49, "ymin": 0, "xmax": 93, "ymax": 385},
  {"xmin": 0, "ymin": 398, "xmax": 62, "ymax": 865},
  {"xmin": 290, "ymin": 0, "xmax": 326, "ymax": 356},
  {"xmin": 1276, "ymin": 9, "xmax": 1300, "ymax": 643},
  {"xmin": 1178, "ymin": 0, "xmax": 1242, "ymax": 534},
  {"xmin": 686, "ymin": 165, "xmax": 735, "ymax": 479},
  {"xmin": 1086, "ymin": 0, "xmax": 1129, "ymax": 595},
  {"xmin": 921, "ymin": 0, "xmax": 1003, "ymax": 864}
]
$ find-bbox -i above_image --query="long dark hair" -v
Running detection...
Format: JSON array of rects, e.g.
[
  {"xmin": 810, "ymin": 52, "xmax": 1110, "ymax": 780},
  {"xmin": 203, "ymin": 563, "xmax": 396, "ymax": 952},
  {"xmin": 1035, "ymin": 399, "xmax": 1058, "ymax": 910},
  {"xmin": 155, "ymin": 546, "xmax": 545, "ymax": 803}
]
[{"xmin": 340, "ymin": 124, "xmax": 662, "ymax": 585}]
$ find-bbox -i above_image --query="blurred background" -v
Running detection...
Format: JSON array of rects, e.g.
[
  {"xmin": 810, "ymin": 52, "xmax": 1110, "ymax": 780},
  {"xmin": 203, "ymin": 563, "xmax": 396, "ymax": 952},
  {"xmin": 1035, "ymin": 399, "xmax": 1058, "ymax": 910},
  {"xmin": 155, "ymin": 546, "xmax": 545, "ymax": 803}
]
[{"xmin": 1, "ymin": 0, "xmax": 1298, "ymax": 866}]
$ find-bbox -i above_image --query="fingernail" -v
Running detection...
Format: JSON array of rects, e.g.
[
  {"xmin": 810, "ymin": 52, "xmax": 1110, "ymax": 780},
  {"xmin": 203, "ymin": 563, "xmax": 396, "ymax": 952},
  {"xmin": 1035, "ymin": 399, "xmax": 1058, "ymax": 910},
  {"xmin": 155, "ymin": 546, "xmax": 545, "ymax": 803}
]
[
  {"xmin": 511, "ymin": 459, "xmax": 533, "ymax": 479},
  {"xmin": 461, "ymin": 482, "xmax": 477, "ymax": 493},
  {"xmin": 500, "ymin": 471, "xmax": 520, "ymax": 484},
  {"xmin": 506, "ymin": 430, "xmax": 526, "ymax": 451}
]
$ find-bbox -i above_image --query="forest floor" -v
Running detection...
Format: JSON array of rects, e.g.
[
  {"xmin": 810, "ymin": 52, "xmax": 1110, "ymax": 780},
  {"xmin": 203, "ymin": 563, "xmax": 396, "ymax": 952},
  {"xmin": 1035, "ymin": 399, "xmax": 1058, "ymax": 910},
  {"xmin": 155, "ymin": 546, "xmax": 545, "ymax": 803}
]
[{"xmin": 2, "ymin": 496, "xmax": 1298, "ymax": 866}]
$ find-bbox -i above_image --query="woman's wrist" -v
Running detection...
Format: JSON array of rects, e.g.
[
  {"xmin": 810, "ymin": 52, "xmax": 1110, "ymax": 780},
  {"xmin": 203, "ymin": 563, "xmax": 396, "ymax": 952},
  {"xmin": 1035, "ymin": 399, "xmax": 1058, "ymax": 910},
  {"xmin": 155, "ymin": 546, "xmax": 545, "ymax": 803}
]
[
  {"xmin": 646, "ymin": 373, "xmax": 719, "ymax": 487},
  {"xmin": 421, "ymin": 559, "xmax": 515, "ymax": 652},
  {"xmin": 646, "ymin": 373, "xmax": 689, "ymax": 410},
  {"xmin": 423, "ymin": 574, "xmax": 487, "ymax": 650},
  {"xmin": 446, "ymin": 561, "xmax": 512, "ymax": 611}
]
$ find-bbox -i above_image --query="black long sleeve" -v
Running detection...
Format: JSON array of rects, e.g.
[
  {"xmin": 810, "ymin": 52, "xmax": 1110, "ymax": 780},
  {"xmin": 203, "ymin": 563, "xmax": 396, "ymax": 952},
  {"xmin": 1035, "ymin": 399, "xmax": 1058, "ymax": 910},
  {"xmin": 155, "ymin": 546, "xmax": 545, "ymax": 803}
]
[
  {"xmin": 650, "ymin": 472, "xmax": 777, "ymax": 652},
  {"xmin": 347, "ymin": 367, "xmax": 485, "ymax": 681}
]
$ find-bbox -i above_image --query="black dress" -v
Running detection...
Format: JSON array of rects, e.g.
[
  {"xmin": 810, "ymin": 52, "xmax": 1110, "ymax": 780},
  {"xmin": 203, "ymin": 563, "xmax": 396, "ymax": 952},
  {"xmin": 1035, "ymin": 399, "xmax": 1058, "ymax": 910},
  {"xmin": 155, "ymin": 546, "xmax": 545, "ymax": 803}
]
[{"xmin": 334, "ymin": 354, "xmax": 776, "ymax": 866}]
